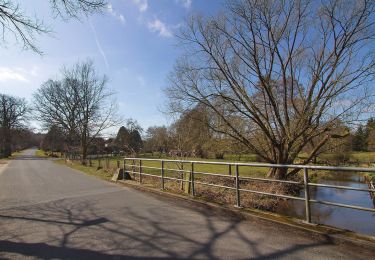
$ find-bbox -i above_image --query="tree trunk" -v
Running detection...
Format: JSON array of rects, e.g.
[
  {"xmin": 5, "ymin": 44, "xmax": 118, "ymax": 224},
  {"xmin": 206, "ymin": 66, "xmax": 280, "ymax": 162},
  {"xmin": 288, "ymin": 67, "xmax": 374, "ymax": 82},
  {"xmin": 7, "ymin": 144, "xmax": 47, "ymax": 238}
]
[
  {"xmin": 3, "ymin": 128, "xmax": 11, "ymax": 157},
  {"xmin": 267, "ymin": 167, "xmax": 289, "ymax": 180},
  {"xmin": 81, "ymin": 140, "xmax": 88, "ymax": 165},
  {"xmin": 266, "ymin": 150, "xmax": 294, "ymax": 180}
]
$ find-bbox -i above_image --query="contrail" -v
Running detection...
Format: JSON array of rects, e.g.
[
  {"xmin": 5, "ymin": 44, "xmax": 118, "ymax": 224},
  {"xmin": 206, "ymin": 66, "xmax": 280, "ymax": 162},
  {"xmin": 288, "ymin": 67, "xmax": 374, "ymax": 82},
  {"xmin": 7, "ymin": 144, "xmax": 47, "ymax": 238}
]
[{"xmin": 88, "ymin": 19, "xmax": 110, "ymax": 71}]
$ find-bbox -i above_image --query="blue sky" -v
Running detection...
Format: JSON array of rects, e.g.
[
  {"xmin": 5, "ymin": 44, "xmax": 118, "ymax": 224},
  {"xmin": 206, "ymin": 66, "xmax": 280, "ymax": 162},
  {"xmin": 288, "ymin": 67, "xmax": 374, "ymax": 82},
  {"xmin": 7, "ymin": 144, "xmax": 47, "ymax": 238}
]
[{"xmin": 0, "ymin": 0, "xmax": 222, "ymax": 133}]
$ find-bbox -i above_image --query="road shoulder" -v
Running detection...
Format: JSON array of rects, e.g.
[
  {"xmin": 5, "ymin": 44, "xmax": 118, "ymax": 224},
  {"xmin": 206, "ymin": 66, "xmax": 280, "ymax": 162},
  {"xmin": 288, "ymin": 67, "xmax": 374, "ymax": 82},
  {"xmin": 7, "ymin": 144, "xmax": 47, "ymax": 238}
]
[{"xmin": 0, "ymin": 159, "xmax": 9, "ymax": 176}]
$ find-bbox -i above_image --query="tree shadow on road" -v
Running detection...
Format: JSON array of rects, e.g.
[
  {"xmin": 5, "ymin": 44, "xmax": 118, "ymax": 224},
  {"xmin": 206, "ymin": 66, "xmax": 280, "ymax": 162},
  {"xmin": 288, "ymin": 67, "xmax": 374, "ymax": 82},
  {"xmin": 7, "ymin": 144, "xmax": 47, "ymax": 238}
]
[{"xmin": 0, "ymin": 193, "xmax": 362, "ymax": 259}]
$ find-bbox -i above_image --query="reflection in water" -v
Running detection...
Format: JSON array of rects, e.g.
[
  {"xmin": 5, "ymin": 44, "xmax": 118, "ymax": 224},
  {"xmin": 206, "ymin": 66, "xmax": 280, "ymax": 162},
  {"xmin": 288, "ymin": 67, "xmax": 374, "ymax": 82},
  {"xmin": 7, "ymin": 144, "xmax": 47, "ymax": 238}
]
[{"xmin": 277, "ymin": 171, "xmax": 375, "ymax": 236}]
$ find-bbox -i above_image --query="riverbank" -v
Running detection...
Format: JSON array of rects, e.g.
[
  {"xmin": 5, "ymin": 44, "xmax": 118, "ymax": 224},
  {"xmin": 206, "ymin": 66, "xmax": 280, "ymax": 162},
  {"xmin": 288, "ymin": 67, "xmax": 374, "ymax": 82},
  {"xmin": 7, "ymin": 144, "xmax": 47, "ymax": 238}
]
[
  {"xmin": 278, "ymin": 170, "xmax": 375, "ymax": 236},
  {"xmin": 364, "ymin": 173, "xmax": 375, "ymax": 206}
]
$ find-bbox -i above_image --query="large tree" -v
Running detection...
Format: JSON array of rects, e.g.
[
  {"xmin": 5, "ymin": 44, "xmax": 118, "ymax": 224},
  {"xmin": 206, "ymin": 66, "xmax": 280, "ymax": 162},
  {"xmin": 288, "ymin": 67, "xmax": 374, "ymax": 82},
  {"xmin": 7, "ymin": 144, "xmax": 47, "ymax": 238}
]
[
  {"xmin": 0, "ymin": 0, "xmax": 107, "ymax": 54},
  {"xmin": 166, "ymin": 0, "xmax": 375, "ymax": 179},
  {"xmin": 114, "ymin": 120, "xmax": 143, "ymax": 154},
  {"xmin": 0, "ymin": 94, "xmax": 28, "ymax": 157},
  {"xmin": 144, "ymin": 126, "xmax": 171, "ymax": 155},
  {"xmin": 41, "ymin": 125, "xmax": 65, "ymax": 153},
  {"xmin": 34, "ymin": 60, "xmax": 120, "ymax": 163}
]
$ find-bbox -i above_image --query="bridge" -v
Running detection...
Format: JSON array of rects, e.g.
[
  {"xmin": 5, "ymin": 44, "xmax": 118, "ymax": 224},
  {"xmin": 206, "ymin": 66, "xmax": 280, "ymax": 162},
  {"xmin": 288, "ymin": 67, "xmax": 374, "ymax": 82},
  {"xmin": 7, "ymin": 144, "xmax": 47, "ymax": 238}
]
[{"xmin": 0, "ymin": 149, "xmax": 374, "ymax": 259}]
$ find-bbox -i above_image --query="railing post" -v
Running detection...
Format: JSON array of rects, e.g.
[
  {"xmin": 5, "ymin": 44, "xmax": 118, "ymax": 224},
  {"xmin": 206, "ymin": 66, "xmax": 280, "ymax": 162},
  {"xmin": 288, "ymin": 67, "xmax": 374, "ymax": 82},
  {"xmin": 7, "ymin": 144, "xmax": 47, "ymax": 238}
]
[
  {"xmin": 235, "ymin": 164, "xmax": 241, "ymax": 207},
  {"xmin": 228, "ymin": 164, "xmax": 232, "ymax": 176},
  {"xmin": 191, "ymin": 162, "xmax": 195, "ymax": 196},
  {"xmin": 161, "ymin": 160, "xmax": 165, "ymax": 190},
  {"xmin": 123, "ymin": 159, "xmax": 126, "ymax": 180},
  {"xmin": 132, "ymin": 159, "xmax": 135, "ymax": 179},
  {"xmin": 304, "ymin": 168, "xmax": 311, "ymax": 223},
  {"xmin": 139, "ymin": 159, "xmax": 142, "ymax": 183}
]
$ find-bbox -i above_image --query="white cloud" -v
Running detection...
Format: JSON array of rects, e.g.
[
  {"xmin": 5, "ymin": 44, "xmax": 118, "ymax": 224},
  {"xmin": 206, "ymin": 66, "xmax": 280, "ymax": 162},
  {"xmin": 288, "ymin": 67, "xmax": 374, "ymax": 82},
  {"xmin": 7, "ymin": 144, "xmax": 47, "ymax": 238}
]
[
  {"xmin": 30, "ymin": 66, "xmax": 39, "ymax": 77},
  {"xmin": 88, "ymin": 20, "xmax": 110, "ymax": 71},
  {"xmin": 0, "ymin": 67, "xmax": 28, "ymax": 82},
  {"xmin": 148, "ymin": 18, "xmax": 173, "ymax": 38},
  {"xmin": 177, "ymin": 0, "xmax": 192, "ymax": 9},
  {"xmin": 107, "ymin": 4, "xmax": 126, "ymax": 25},
  {"xmin": 132, "ymin": 0, "xmax": 148, "ymax": 12}
]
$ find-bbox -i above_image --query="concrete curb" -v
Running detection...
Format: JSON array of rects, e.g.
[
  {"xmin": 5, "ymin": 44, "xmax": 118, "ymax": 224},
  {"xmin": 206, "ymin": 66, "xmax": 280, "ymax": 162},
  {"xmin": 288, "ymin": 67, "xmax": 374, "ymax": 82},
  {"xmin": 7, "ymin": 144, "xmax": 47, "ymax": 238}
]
[{"xmin": 117, "ymin": 179, "xmax": 375, "ymax": 249}]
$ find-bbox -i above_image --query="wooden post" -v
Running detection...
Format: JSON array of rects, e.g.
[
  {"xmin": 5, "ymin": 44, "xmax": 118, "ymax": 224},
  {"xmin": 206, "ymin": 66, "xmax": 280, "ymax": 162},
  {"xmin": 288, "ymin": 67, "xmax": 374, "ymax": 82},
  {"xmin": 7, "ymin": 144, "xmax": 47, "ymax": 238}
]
[
  {"xmin": 132, "ymin": 159, "xmax": 136, "ymax": 179},
  {"xmin": 235, "ymin": 164, "xmax": 241, "ymax": 207},
  {"xmin": 304, "ymin": 168, "xmax": 311, "ymax": 223},
  {"xmin": 161, "ymin": 160, "xmax": 165, "ymax": 190},
  {"xmin": 191, "ymin": 162, "xmax": 195, "ymax": 196},
  {"xmin": 139, "ymin": 160, "xmax": 142, "ymax": 183},
  {"xmin": 180, "ymin": 162, "xmax": 184, "ymax": 191}
]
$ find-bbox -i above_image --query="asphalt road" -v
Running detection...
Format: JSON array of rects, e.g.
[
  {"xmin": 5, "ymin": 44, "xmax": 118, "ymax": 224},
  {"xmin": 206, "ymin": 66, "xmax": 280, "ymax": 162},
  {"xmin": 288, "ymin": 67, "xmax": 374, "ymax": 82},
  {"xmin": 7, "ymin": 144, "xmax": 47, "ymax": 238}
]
[{"xmin": 0, "ymin": 149, "xmax": 373, "ymax": 259}]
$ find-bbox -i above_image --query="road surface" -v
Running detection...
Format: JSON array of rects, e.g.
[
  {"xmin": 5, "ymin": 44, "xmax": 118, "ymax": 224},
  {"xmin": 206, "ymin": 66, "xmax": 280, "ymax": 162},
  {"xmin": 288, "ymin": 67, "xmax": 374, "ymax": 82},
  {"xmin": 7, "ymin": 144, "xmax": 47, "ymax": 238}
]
[{"xmin": 0, "ymin": 149, "xmax": 373, "ymax": 259}]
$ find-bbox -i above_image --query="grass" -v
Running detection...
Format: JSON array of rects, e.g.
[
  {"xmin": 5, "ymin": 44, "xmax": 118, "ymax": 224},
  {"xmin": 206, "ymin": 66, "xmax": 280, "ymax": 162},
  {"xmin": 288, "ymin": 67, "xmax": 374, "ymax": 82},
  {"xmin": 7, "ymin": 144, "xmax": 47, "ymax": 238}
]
[
  {"xmin": 56, "ymin": 156, "xmax": 270, "ymax": 184},
  {"xmin": 9, "ymin": 150, "xmax": 23, "ymax": 158},
  {"xmin": 52, "ymin": 150, "xmax": 375, "ymax": 185},
  {"xmin": 315, "ymin": 152, "xmax": 375, "ymax": 165},
  {"xmin": 350, "ymin": 152, "xmax": 375, "ymax": 163},
  {"xmin": 35, "ymin": 149, "xmax": 50, "ymax": 158},
  {"xmin": 55, "ymin": 159, "xmax": 114, "ymax": 181},
  {"xmin": 141, "ymin": 151, "xmax": 375, "ymax": 165}
]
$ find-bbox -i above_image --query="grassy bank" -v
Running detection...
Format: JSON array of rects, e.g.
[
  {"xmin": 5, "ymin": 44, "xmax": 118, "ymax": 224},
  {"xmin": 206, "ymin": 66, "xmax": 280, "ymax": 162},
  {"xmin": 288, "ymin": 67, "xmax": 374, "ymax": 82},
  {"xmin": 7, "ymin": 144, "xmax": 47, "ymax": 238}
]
[
  {"xmin": 35, "ymin": 149, "xmax": 49, "ymax": 158},
  {"xmin": 55, "ymin": 159, "xmax": 114, "ymax": 181},
  {"xmin": 35, "ymin": 150, "xmax": 63, "ymax": 158},
  {"xmin": 365, "ymin": 173, "xmax": 375, "ymax": 182}
]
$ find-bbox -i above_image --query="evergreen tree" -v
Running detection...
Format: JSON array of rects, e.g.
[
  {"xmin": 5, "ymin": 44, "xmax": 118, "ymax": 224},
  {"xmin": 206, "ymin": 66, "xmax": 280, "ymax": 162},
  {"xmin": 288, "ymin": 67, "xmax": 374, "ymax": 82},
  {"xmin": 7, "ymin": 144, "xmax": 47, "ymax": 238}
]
[
  {"xmin": 129, "ymin": 130, "xmax": 143, "ymax": 153},
  {"xmin": 365, "ymin": 118, "xmax": 375, "ymax": 151},
  {"xmin": 115, "ymin": 126, "xmax": 130, "ymax": 150},
  {"xmin": 352, "ymin": 125, "xmax": 367, "ymax": 151},
  {"xmin": 114, "ymin": 125, "xmax": 143, "ymax": 154}
]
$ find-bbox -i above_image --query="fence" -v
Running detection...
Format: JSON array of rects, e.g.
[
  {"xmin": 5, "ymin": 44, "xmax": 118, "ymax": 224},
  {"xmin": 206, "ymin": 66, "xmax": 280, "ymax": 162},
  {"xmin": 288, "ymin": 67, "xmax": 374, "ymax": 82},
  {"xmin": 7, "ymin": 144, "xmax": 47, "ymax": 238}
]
[{"xmin": 123, "ymin": 158, "xmax": 375, "ymax": 224}]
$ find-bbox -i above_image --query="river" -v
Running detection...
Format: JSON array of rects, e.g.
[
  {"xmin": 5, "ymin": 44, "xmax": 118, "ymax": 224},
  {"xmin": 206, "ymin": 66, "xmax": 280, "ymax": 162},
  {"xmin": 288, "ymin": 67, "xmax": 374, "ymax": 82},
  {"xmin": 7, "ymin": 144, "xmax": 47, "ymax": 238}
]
[{"xmin": 277, "ymin": 171, "xmax": 375, "ymax": 236}]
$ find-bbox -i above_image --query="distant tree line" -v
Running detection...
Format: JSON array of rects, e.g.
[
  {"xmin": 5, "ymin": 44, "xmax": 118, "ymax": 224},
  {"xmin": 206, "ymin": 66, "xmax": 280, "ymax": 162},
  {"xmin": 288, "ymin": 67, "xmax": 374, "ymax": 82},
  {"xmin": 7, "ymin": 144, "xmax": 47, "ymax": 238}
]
[
  {"xmin": 143, "ymin": 105, "xmax": 375, "ymax": 162},
  {"xmin": 0, "ymin": 94, "xmax": 42, "ymax": 157},
  {"xmin": 40, "ymin": 119, "xmax": 143, "ymax": 157}
]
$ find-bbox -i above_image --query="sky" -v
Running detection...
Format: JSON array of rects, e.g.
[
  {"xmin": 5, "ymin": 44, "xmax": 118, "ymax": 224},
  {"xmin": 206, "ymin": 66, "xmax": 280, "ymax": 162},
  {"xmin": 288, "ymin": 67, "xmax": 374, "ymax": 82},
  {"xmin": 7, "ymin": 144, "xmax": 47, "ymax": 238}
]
[{"xmin": 0, "ymin": 0, "xmax": 223, "ymax": 134}]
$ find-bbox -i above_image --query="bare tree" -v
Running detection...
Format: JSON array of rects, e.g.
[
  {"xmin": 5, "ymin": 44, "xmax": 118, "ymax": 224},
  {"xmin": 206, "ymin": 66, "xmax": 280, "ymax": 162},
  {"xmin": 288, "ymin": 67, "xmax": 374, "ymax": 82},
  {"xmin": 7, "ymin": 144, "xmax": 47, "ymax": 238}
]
[
  {"xmin": 34, "ymin": 60, "xmax": 120, "ymax": 163},
  {"xmin": 144, "ymin": 126, "xmax": 171, "ymax": 155},
  {"xmin": 0, "ymin": 0, "xmax": 107, "ymax": 54},
  {"xmin": 0, "ymin": 94, "xmax": 28, "ymax": 157},
  {"xmin": 166, "ymin": 0, "xmax": 375, "ymax": 179}
]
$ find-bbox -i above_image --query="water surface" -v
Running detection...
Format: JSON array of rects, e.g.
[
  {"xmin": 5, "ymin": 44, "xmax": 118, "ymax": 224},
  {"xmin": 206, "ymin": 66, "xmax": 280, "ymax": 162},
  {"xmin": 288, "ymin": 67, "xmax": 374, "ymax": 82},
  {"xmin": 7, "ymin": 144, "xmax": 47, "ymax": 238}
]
[{"xmin": 277, "ymin": 171, "xmax": 375, "ymax": 236}]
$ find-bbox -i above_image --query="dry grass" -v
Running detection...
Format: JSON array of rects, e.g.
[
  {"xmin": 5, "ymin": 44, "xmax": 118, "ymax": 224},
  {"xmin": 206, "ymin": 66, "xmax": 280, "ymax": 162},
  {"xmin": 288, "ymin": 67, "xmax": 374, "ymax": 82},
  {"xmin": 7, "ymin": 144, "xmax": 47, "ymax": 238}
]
[{"xmin": 129, "ymin": 173, "xmax": 301, "ymax": 212}]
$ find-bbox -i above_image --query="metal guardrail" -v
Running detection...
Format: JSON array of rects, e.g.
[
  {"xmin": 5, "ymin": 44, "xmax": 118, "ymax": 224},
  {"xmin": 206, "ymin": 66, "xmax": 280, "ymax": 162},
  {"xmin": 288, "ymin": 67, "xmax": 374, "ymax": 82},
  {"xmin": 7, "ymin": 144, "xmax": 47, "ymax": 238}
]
[{"xmin": 123, "ymin": 158, "xmax": 375, "ymax": 224}]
